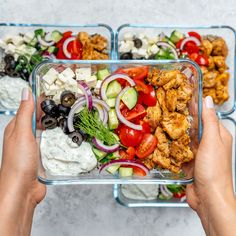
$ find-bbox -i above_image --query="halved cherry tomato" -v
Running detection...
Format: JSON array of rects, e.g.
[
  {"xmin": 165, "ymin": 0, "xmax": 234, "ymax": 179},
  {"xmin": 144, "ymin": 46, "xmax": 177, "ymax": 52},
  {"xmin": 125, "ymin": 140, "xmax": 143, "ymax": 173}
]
[
  {"xmin": 122, "ymin": 66, "xmax": 149, "ymax": 80},
  {"xmin": 176, "ymin": 38, "xmax": 185, "ymax": 49},
  {"xmin": 119, "ymin": 147, "xmax": 135, "ymax": 160},
  {"xmin": 133, "ymin": 79, "xmax": 149, "ymax": 94},
  {"xmin": 56, "ymin": 48, "xmax": 67, "ymax": 59},
  {"xmin": 121, "ymin": 104, "xmax": 147, "ymax": 121},
  {"xmin": 139, "ymin": 85, "xmax": 157, "ymax": 107},
  {"xmin": 195, "ymin": 54, "xmax": 209, "ymax": 66},
  {"xmin": 188, "ymin": 31, "xmax": 201, "ymax": 41},
  {"xmin": 119, "ymin": 126, "xmax": 143, "ymax": 147},
  {"xmin": 173, "ymin": 192, "xmax": 186, "ymax": 199},
  {"xmin": 139, "ymin": 120, "xmax": 151, "ymax": 133},
  {"xmin": 189, "ymin": 52, "xmax": 199, "ymax": 61},
  {"xmin": 184, "ymin": 41, "xmax": 199, "ymax": 54},
  {"xmin": 136, "ymin": 134, "xmax": 158, "ymax": 159},
  {"xmin": 63, "ymin": 31, "xmax": 73, "ymax": 38},
  {"xmin": 133, "ymin": 166, "xmax": 147, "ymax": 176}
]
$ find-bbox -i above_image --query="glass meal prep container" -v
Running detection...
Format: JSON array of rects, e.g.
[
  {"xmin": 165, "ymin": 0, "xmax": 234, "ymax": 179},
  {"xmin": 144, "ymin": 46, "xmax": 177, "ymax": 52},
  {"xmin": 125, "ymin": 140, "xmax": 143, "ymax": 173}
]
[
  {"xmin": 0, "ymin": 23, "xmax": 114, "ymax": 115},
  {"xmin": 32, "ymin": 59, "xmax": 202, "ymax": 185},
  {"xmin": 115, "ymin": 24, "xmax": 236, "ymax": 116},
  {"xmin": 113, "ymin": 117, "xmax": 236, "ymax": 207}
]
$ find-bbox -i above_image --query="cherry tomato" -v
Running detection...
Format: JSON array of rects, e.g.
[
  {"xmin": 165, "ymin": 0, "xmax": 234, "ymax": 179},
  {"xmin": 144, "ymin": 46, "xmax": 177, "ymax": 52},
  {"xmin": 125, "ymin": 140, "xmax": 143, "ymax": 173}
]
[
  {"xmin": 195, "ymin": 54, "xmax": 209, "ymax": 66},
  {"xmin": 56, "ymin": 31, "xmax": 72, "ymax": 48},
  {"xmin": 173, "ymin": 192, "xmax": 186, "ymax": 199},
  {"xmin": 121, "ymin": 104, "xmax": 147, "ymax": 121},
  {"xmin": 176, "ymin": 38, "xmax": 185, "ymax": 49},
  {"xmin": 184, "ymin": 41, "xmax": 199, "ymax": 54},
  {"xmin": 122, "ymin": 66, "xmax": 149, "ymax": 80},
  {"xmin": 139, "ymin": 120, "xmax": 151, "ymax": 133},
  {"xmin": 189, "ymin": 52, "xmax": 199, "ymax": 61},
  {"xmin": 56, "ymin": 48, "xmax": 67, "ymax": 59},
  {"xmin": 136, "ymin": 134, "xmax": 158, "ymax": 159},
  {"xmin": 139, "ymin": 85, "xmax": 157, "ymax": 107},
  {"xmin": 188, "ymin": 31, "xmax": 201, "ymax": 41},
  {"xmin": 133, "ymin": 166, "xmax": 147, "ymax": 176},
  {"xmin": 119, "ymin": 126, "xmax": 143, "ymax": 147},
  {"xmin": 133, "ymin": 79, "xmax": 149, "ymax": 94},
  {"xmin": 119, "ymin": 147, "xmax": 135, "ymax": 160}
]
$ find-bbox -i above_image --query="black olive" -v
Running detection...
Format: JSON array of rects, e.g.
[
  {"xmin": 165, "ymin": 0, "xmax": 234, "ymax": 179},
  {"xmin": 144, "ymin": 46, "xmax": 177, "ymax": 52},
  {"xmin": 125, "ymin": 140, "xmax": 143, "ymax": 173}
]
[
  {"xmin": 20, "ymin": 72, "xmax": 29, "ymax": 81},
  {"xmin": 60, "ymin": 91, "xmax": 76, "ymax": 108},
  {"xmin": 41, "ymin": 115, "xmax": 58, "ymax": 129},
  {"xmin": 4, "ymin": 54, "xmax": 14, "ymax": 64},
  {"xmin": 9, "ymin": 60, "xmax": 16, "ymax": 69},
  {"xmin": 4, "ymin": 65, "xmax": 14, "ymax": 76},
  {"xmin": 120, "ymin": 52, "xmax": 133, "ymax": 60},
  {"xmin": 0, "ymin": 71, "xmax": 6, "ymax": 76},
  {"xmin": 10, "ymin": 71, "xmax": 20, "ymax": 77},
  {"xmin": 133, "ymin": 38, "xmax": 142, "ymax": 49},
  {"xmin": 69, "ymin": 131, "xmax": 83, "ymax": 146},
  {"xmin": 41, "ymin": 99, "xmax": 59, "ymax": 118},
  {"xmin": 58, "ymin": 104, "xmax": 71, "ymax": 117},
  {"xmin": 58, "ymin": 117, "xmax": 70, "ymax": 134}
]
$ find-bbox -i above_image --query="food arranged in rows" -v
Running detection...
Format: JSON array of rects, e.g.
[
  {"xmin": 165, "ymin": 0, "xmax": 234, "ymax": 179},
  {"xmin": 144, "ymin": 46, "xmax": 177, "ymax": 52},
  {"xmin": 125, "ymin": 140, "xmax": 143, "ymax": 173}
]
[
  {"xmin": 119, "ymin": 30, "xmax": 229, "ymax": 105},
  {"xmin": 0, "ymin": 29, "xmax": 109, "ymax": 109},
  {"xmin": 39, "ymin": 64, "xmax": 195, "ymax": 177},
  {"xmin": 122, "ymin": 184, "xmax": 186, "ymax": 201}
]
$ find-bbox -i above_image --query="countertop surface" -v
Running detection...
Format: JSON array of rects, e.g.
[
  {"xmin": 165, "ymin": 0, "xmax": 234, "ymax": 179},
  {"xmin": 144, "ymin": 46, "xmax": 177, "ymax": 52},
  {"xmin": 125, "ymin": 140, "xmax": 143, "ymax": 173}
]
[{"xmin": 1, "ymin": 0, "xmax": 236, "ymax": 235}]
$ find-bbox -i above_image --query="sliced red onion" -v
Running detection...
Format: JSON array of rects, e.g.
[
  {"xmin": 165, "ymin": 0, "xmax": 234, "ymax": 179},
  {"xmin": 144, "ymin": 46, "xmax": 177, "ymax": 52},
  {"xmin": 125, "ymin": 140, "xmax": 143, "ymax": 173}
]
[
  {"xmin": 180, "ymin": 195, "xmax": 187, "ymax": 202},
  {"xmin": 180, "ymin": 36, "xmax": 201, "ymax": 50},
  {"xmin": 92, "ymin": 103, "xmax": 107, "ymax": 124},
  {"xmin": 99, "ymin": 159, "xmax": 149, "ymax": 176},
  {"xmin": 93, "ymin": 138, "xmax": 119, "ymax": 153},
  {"xmin": 160, "ymin": 185, "xmax": 173, "ymax": 199},
  {"xmin": 100, "ymin": 73, "xmax": 135, "ymax": 101},
  {"xmin": 156, "ymin": 41, "xmax": 178, "ymax": 59},
  {"xmin": 37, "ymin": 35, "xmax": 55, "ymax": 47},
  {"xmin": 92, "ymin": 97, "xmax": 110, "ymax": 111},
  {"xmin": 42, "ymin": 51, "xmax": 56, "ymax": 59},
  {"xmin": 62, "ymin": 36, "xmax": 76, "ymax": 59},
  {"xmin": 77, "ymin": 81, "xmax": 93, "ymax": 111},
  {"xmin": 115, "ymin": 87, "xmax": 142, "ymax": 131}
]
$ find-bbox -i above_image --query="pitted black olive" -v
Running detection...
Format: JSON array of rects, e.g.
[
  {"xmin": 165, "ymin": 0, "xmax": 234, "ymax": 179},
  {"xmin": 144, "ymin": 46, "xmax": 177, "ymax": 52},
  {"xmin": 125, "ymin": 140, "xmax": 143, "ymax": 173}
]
[
  {"xmin": 4, "ymin": 54, "xmax": 14, "ymax": 64},
  {"xmin": 120, "ymin": 52, "xmax": 133, "ymax": 60},
  {"xmin": 41, "ymin": 99, "xmax": 59, "ymax": 118},
  {"xmin": 58, "ymin": 104, "xmax": 71, "ymax": 117},
  {"xmin": 133, "ymin": 38, "xmax": 142, "ymax": 48},
  {"xmin": 41, "ymin": 115, "xmax": 58, "ymax": 129},
  {"xmin": 69, "ymin": 132, "xmax": 83, "ymax": 146},
  {"xmin": 60, "ymin": 91, "xmax": 76, "ymax": 108},
  {"xmin": 58, "ymin": 117, "xmax": 70, "ymax": 134}
]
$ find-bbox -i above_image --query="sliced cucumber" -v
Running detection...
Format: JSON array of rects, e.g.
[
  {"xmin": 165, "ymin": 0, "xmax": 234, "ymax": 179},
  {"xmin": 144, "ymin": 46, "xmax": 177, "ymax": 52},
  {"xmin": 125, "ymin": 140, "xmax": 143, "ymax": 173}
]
[
  {"xmin": 106, "ymin": 164, "xmax": 121, "ymax": 174},
  {"xmin": 106, "ymin": 98, "xmax": 116, "ymax": 108},
  {"xmin": 169, "ymin": 30, "xmax": 184, "ymax": 44},
  {"xmin": 97, "ymin": 68, "xmax": 110, "ymax": 80},
  {"xmin": 121, "ymin": 87, "xmax": 138, "ymax": 110},
  {"xmin": 106, "ymin": 80, "xmax": 122, "ymax": 98},
  {"xmin": 34, "ymin": 29, "xmax": 45, "ymax": 37},
  {"xmin": 47, "ymin": 46, "xmax": 58, "ymax": 54},
  {"xmin": 92, "ymin": 147, "xmax": 107, "ymax": 161},
  {"xmin": 108, "ymin": 109, "xmax": 119, "ymax": 130},
  {"xmin": 112, "ymin": 133, "xmax": 120, "ymax": 142},
  {"xmin": 119, "ymin": 167, "xmax": 133, "ymax": 177},
  {"xmin": 51, "ymin": 30, "xmax": 63, "ymax": 43}
]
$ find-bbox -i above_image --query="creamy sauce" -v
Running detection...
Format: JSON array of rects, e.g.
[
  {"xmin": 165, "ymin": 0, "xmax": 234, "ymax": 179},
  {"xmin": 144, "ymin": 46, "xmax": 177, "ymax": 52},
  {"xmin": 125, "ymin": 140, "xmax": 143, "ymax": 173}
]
[
  {"xmin": 40, "ymin": 127, "xmax": 97, "ymax": 176},
  {"xmin": 121, "ymin": 184, "xmax": 159, "ymax": 200},
  {"xmin": 0, "ymin": 76, "xmax": 28, "ymax": 109}
]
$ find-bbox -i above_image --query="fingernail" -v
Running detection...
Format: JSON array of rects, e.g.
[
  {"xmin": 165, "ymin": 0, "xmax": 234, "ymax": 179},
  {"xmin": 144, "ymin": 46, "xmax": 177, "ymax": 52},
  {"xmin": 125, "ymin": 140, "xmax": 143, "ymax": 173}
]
[
  {"xmin": 205, "ymin": 96, "xmax": 214, "ymax": 109},
  {"xmin": 21, "ymin": 88, "xmax": 29, "ymax": 101}
]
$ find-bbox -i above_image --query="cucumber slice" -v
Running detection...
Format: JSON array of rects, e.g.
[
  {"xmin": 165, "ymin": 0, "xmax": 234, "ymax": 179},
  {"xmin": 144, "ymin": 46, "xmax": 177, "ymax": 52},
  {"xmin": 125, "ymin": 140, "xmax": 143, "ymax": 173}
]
[
  {"xmin": 47, "ymin": 46, "xmax": 58, "ymax": 54},
  {"xmin": 119, "ymin": 167, "xmax": 133, "ymax": 177},
  {"xmin": 97, "ymin": 68, "xmax": 110, "ymax": 80},
  {"xmin": 106, "ymin": 164, "xmax": 121, "ymax": 174},
  {"xmin": 51, "ymin": 30, "xmax": 63, "ymax": 43},
  {"xmin": 112, "ymin": 133, "xmax": 120, "ymax": 142},
  {"xmin": 108, "ymin": 109, "xmax": 119, "ymax": 130},
  {"xmin": 92, "ymin": 147, "xmax": 107, "ymax": 161},
  {"xmin": 169, "ymin": 30, "xmax": 184, "ymax": 44},
  {"xmin": 106, "ymin": 98, "xmax": 116, "ymax": 108},
  {"xmin": 106, "ymin": 80, "xmax": 122, "ymax": 98},
  {"xmin": 121, "ymin": 87, "xmax": 138, "ymax": 110}
]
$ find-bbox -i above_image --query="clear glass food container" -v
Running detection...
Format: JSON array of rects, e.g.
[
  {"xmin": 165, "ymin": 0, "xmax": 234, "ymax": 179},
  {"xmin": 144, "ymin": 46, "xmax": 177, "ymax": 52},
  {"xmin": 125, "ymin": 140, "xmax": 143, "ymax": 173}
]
[
  {"xmin": 113, "ymin": 117, "xmax": 236, "ymax": 207},
  {"xmin": 0, "ymin": 23, "xmax": 114, "ymax": 115},
  {"xmin": 115, "ymin": 24, "xmax": 236, "ymax": 116},
  {"xmin": 32, "ymin": 59, "xmax": 202, "ymax": 185}
]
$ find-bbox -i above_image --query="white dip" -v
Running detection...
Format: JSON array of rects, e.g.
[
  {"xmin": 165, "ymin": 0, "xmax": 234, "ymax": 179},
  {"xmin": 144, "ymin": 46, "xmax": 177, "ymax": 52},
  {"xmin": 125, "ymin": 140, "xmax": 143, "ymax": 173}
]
[
  {"xmin": 121, "ymin": 184, "xmax": 159, "ymax": 200},
  {"xmin": 40, "ymin": 127, "xmax": 97, "ymax": 176},
  {"xmin": 0, "ymin": 76, "xmax": 28, "ymax": 109}
]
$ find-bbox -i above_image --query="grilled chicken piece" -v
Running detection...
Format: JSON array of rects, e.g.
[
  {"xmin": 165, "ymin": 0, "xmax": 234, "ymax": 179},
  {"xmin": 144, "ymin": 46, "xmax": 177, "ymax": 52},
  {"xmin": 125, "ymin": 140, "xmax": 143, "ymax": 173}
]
[
  {"xmin": 213, "ymin": 56, "xmax": 228, "ymax": 73},
  {"xmin": 154, "ymin": 127, "xmax": 170, "ymax": 157},
  {"xmin": 156, "ymin": 87, "xmax": 168, "ymax": 114},
  {"xmin": 215, "ymin": 84, "xmax": 229, "ymax": 105},
  {"xmin": 161, "ymin": 112, "xmax": 190, "ymax": 140},
  {"xmin": 90, "ymin": 34, "xmax": 108, "ymax": 51},
  {"xmin": 203, "ymin": 71, "xmax": 218, "ymax": 88},
  {"xmin": 152, "ymin": 149, "xmax": 171, "ymax": 169},
  {"xmin": 216, "ymin": 72, "xmax": 229, "ymax": 86},
  {"xmin": 177, "ymin": 82, "xmax": 193, "ymax": 102},
  {"xmin": 203, "ymin": 88, "xmax": 216, "ymax": 101},
  {"xmin": 211, "ymin": 37, "xmax": 228, "ymax": 57},
  {"xmin": 166, "ymin": 89, "xmax": 177, "ymax": 112},
  {"xmin": 200, "ymin": 39, "xmax": 213, "ymax": 55}
]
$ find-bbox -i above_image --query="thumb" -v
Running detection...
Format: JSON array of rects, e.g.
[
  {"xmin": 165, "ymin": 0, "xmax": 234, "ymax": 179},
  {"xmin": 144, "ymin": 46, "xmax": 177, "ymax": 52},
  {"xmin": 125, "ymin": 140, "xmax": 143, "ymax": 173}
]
[
  {"xmin": 201, "ymin": 96, "xmax": 220, "ymax": 140},
  {"xmin": 15, "ymin": 88, "xmax": 34, "ymax": 135}
]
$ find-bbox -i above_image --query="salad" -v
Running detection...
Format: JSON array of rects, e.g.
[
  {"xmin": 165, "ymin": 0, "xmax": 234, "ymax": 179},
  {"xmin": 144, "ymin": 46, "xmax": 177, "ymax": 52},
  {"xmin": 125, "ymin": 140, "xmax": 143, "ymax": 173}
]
[
  {"xmin": 39, "ymin": 63, "xmax": 195, "ymax": 177},
  {"xmin": 0, "ymin": 29, "xmax": 109, "ymax": 109},
  {"xmin": 119, "ymin": 30, "xmax": 229, "ymax": 105}
]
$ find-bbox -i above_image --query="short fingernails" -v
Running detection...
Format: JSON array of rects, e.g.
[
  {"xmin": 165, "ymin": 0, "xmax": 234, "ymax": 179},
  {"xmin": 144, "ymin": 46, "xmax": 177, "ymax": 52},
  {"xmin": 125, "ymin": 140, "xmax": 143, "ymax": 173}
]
[
  {"xmin": 205, "ymin": 96, "xmax": 214, "ymax": 109},
  {"xmin": 21, "ymin": 88, "xmax": 29, "ymax": 101}
]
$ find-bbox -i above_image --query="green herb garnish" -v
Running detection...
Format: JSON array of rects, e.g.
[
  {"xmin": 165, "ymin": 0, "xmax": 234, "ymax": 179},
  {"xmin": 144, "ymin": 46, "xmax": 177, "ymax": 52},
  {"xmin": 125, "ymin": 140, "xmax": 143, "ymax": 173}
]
[{"xmin": 74, "ymin": 107, "xmax": 117, "ymax": 145}]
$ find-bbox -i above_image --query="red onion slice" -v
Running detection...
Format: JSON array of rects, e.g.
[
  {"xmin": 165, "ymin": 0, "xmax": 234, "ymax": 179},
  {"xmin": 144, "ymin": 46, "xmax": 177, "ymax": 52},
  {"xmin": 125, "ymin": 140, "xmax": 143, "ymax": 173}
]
[
  {"xmin": 100, "ymin": 73, "xmax": 135, "ymax": 101},
  {"xmin": 92, "ymin": 103, "xmax": 107, "ymax": 124},
  {"xmin": 160, "ymin": 185, "xmax": 173, "ymax": 199},
  {"xmin": 99, "ymin": 159, "xmax": 149, "ymax": 176},
  {"xmin": 62, "ymin": 36, "xmax": 76, "ymax": 59},
  {"xmin": 77, "ymin": 81, "xmax": 93, "ymax": 111},
  {"xmin": 180, "ymin": 36, "xmax": 201, "ymax": 50},
  {"xmin": 156, "ymin": 41, "xmax": 178, "ymax": 59},
  {"xmin": 92, "ymin": 97, "xmax": 110, "ymax": 111},
  {"xmin": 37, "ymin": 35, "xmax": 55, "ymax": 47},
  {"xmin": 93, "ymin": 138, "xmax": 119, "ymax": 153},
  {"xmin": 115, "ymin": 87, "xmax": 142, "ymax": 130}
]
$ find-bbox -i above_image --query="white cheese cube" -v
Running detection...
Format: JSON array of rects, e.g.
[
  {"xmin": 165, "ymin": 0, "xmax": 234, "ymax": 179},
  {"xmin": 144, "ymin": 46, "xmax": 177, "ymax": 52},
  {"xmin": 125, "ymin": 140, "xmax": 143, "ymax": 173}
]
[
  {"xmin": 66, "ymin": 77, "xmax": 77, "ymax": 86},
  {"xmin": 148, "ymin": 36, "xmax": 159, "ymax": 45},
  {"xmin": 5, "ymin": 43, "xmax": 16, "ymax": 54},
  {"xmin": 94, "ymin": 80, "xmax": 102, "ymax": 95},
  {"xmin": 61, "ymin": 68, "xmax": 75, "ymax": 79},
  {"xmin": 86, "ymin": 75, "xmax": 97, "ymax": 88},
  {"xmin": 64, "ymin": 84, "xmax": 78, "ymax": 94},
  {"xmin": 55, "ymin": 79, "xmax": 64, "ymax": 87},
  {"xmin": 137, "ymin": 33, "xmax": 146, "ymax": 40},
  {"xmin": 148, "ymin": 44, "xmax": 159, "ymax": 55},
  {"xmin": 42, "ymin": 74, "xmax": 57, "ymax": 86},
  {"xmin": 58, "ymin": 74, "xmax": 67, "ymax": 83},
  {"xmin": 48, "ymin": 84, "xmax": 60, "ymax": 96},
  {"xmin": 119, "ymin": 40, "xmax": 134, "ymax": 53},
  {"xmin": 24, "ymin": 45, "xmax": 37, "ymax": 56},
  {"xmin": 75, "ymin": 67, "xmax": 92, "ymax": 81},
  {"xmin": 0, "ymin": 39, "xmax": 6, "ymax": 49},
  {"xmin": 131, "ymin": 48, "xmax": 147, "ymax": 58},
  {"xmin": 123, "ymin": 32, "xmax": 134, "ymax": 41},
  {"xmin": 53, "ymin": 90, "xmax": 63, "ymax": 104},
  {"xmin": 12, "ymin": 35, "xmax": 24, "ymax": 46},
  {"xmin": 46, "ymin": 68, "xmax": 59, "ymax": 78},
  {"xmin": 23, "ymin": 32, "xmax": 35, "ymax": 43},
  {"xmin": 3, "ymin": 35, "xmax": 13, "ymax": 44},
  {"xmin": 141, "ymin": 38, "xmax": 148, "ymax": 49}
]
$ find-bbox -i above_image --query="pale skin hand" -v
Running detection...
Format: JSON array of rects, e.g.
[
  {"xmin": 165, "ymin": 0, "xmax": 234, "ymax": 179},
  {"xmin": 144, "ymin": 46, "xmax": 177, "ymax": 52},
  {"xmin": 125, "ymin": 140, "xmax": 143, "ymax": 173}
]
[
  {"xmin": 186, "ymin": 96, "xmax": 236, "ymax": 236},
  {"xmin": 0, "ymin": 88, "xmax": 46, "ymax": 236}
]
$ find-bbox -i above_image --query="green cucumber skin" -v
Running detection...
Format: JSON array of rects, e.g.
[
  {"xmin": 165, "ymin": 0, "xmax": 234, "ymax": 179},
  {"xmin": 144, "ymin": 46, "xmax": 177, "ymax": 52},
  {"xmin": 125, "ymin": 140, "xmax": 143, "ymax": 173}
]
[{"xmin": 121, "ymin": 87, "xmax": 138, "ymax": 110}]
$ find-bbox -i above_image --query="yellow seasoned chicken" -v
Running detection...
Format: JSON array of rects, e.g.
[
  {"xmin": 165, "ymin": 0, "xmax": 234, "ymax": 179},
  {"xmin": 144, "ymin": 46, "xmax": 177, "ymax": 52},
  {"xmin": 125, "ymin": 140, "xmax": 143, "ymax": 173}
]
[
  {"xmin": 203, "ymin": 71, "xmax": 218, "ymax": 88},
  {"xmin": 211, "ymin": 37, "xmax": 228, "ymax": 57},
  {"xmin": 165, "ymin": 89, "xmax": 177, "ymax": 112}
]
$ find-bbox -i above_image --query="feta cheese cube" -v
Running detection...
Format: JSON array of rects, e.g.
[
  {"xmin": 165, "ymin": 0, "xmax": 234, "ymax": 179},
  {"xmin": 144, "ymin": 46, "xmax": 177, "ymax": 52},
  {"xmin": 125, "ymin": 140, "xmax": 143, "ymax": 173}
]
[
  {"xmin": 0, "ymin": 39, "xmax": 6, "ymax": 49},
  {"xmin": 137, "ymin": 33, "xmax": 146, "ymax": 40},
  {"xmin": 119, "ymin": 40, "xmax": 134, "ymax": 53},
  {"xmin": 12, "ymin": 35, "xmax": 24, "ymax": 46},
  {"xmin": 86, "ymin": 75, "xmax": 97, "ymax": 88},
  {"xmin": 148, "ymin": 44, "xmax": 159, "ymax": 55},
  {"xmin": 123, "ymin": 32, "xmax": 134, "ymax": 41},
  {"xmin": 75, "ymin": 67, "xmax": 92, "ymax": 81},
  {"xmin": 5, "ymin": 43, "xmax": 16, "ymax": 54},
  {"xmin": 24, "ymin": 45, "xmax": 37, "ymax": 56},
  {"xmin": 131, "ymin": 48, "xmax": 148, "ymax": 59},
  {"xmin": 46, "ymin": 68, "xmax": 59, "ymax": 78},
  {"xmin": 53, "ymin": 90, "xmax": 64, "ymax": 104},
  {"xmin": 148, "ymin": 36, "xmax": 159, "ymax": 45},
  {"xmin": 42, "ymin": 68, "xmax": 59, "ymax": 85},
  {"xmin": 61, "ymin": 68, "xmax": 75, "ymax": 79},
  {"xmin": 58, "ymin": 74, "xmax": 67, "ymax": 83},
  {"xmin": 48, "ymin": 84, "xmax": 60, "ymax": 96},
  {"xmin": 94, "ymin": 80, "xmax": 102, "ymax": 95},
  {"xmin": 23, "ymin": 32, "xmax": 35, "ymax": 43},
  {"xmin": 55, "ymin": 79, "xmax": 64, "ymax": 87},
  {"xmin": 141, "ymin": 38, "xmax": 148, "ymax": 49},
  {"xmin": 66, "ymin": 77, "xmax": 77, "ymax": 86},
  {"xmin": 64, "ymin": 84, "xmax": 78, "ymax": 94},
  {"xmin": 3, "ymin": 35, "xmax": 13, "ymax": 44}
]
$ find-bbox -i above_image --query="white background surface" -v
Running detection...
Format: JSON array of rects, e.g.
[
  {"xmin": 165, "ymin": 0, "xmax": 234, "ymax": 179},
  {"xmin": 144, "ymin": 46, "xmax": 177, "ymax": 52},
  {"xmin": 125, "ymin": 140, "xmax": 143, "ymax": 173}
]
[{"xmin": 1, "ymin": 0, "xmax": 236, "ymax": 235}]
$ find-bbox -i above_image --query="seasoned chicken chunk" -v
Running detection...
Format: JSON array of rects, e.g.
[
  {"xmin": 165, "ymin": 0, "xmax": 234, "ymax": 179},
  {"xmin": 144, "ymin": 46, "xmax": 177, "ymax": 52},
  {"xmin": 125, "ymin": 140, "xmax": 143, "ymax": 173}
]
[
  {"xmin": 215, "ymin": 85, "xmax": 229, "ymax": 105},
  {"xmin": 152, "ymin": 149, "xmax": 171, "ymax": 170},
  {"xmin": 161, "ymin": 112, "xmax": 190, "ymax": 140},
  {"xmin": 211, "ymin": 37, "xmax": 228, "ymax": 57},
  {"xmin": 213, "ymin": 56, "xmax": 228, "ymax": 73},
  {"xmin": 166, "ymin": 89, "xmax": 177, "ymax": 112},
  {"xmin": 90, "ymin": 34, "xmax": 108, "ymax": 51},
  {"xmin": 216, "ymin": 72, "xmax": 229, "ymax": 86},
  {"xmin": 155, "ymin": 127, "xmax": 170, "ymax": 157},
  {"xmin": 203, "ymin": 71, "xmax": 218, "ymax": 88},
  {"xmin": 156, "ymin": 87, "xmax": 168, "ymax": 114},
  {"xmin": 200, "ymin": 39, "xmax": 213, "ymax": 55},
  {"xmin": 177, "ymin": 82, "xmax": 193, "ymax": 102}
]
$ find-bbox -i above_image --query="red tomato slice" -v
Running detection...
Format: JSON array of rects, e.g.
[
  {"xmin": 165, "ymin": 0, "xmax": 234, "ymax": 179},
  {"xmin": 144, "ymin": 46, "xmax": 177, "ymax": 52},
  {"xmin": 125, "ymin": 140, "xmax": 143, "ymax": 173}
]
[
  {"xmin": 139, "ymin": 120, "xmax": 151, "ymax": 133},
  {"xmin": 176, "ymin": 38, "xmax": 185, "ymax": 49},
  {"xmin": 121, "ymin": 104, "xmax": 147, "ymax": 121},
  {"xmin": 133, "ymin": 166, "xmax": 147, "ymax": 176},
  {"xmin": 119, "ymin": 126, "xmax": 143, "ymax": 147},
  {"xmin": 56, "ymin": 48, "xmax": 67, "ymax": 59},
  {"xmin": 184, "ymin": 42, "xmax": 199, "ymax": 54},
  {"xmin": 63, "ymin": 31, "xmax": 73, "ymax": 38},
  {"xmin": 133, "ymin": 79, "xmax": 149, "ymax": 94},
  {"xmin": 173, "ymin": 192, "xmax": 186, "ymax": 199},
  {"xmin": 122, "ymin": 66, "xmax": 149, "ymax": 80},
  {"xmin": 188, "ymin": 31, "xmax": 201, "ymax": 41},
  {"xmin": 189, "ymin": 52, "xmax": 199, "ymax": 61},
  {"xmin": 56, "ymin": 31, "xmax": 73, "ymax": 48},
  {"xmin": 136, "ymin": 134, "xmax": 158, "ymax": 159},
  {"xmin": 195, "ymin": 54, "xmax": 209, "ymax": 66},
  {"xmin": 119, "ymin": 147, "xmax": 136, "ymax": 160},
  {"xmin": 139, "ymin": 85, "xmax": 157, "ymax": 107}
]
